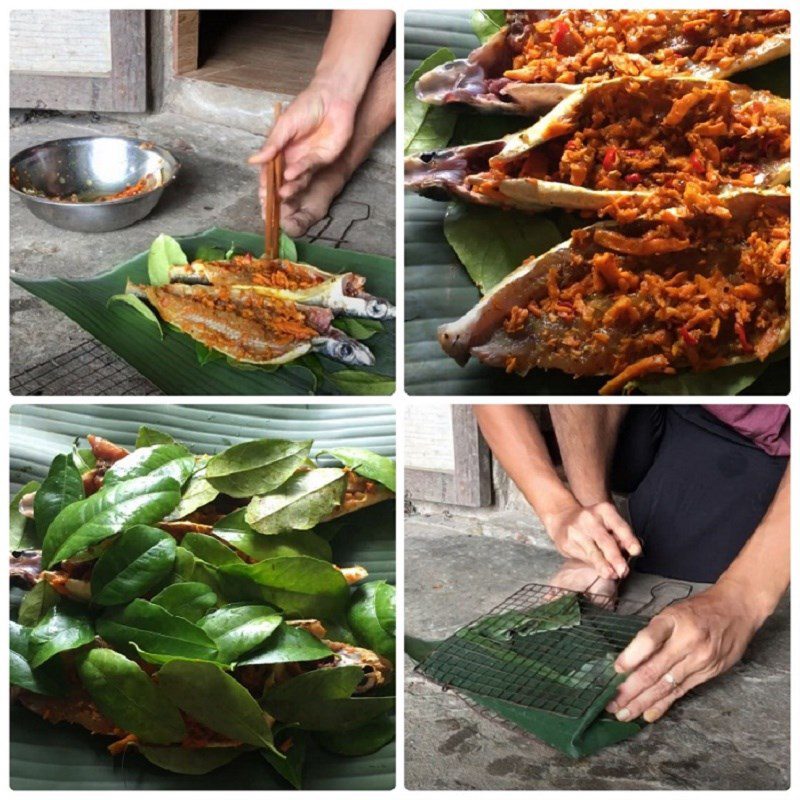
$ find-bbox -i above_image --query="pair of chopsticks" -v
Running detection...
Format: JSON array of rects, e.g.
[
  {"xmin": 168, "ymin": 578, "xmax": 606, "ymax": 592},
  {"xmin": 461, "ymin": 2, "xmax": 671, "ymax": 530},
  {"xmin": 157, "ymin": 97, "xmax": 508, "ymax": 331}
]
[{"xmin": 263, "ymin": 101, "xmax": 284, "ymax": 260}]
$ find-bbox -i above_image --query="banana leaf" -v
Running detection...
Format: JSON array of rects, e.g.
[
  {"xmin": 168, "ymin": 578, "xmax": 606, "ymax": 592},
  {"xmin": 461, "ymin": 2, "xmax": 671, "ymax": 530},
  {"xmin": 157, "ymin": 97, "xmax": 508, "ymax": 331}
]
[
  {"xmin": 10, "ymin": 404, "xmax": 396, "ymax": 790},
  {"xmin": 13, "ymin": 228, "xmax": 395, "ymax": 396},
  {"xmin": 403, "ymin": 10, "xmax": 789, "ymax": 396}
]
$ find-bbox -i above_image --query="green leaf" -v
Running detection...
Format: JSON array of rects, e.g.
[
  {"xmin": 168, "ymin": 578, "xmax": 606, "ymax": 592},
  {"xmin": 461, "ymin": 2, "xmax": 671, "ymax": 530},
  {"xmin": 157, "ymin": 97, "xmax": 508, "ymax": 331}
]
[
  {"xmin": 34, "ymin": 454, "xmax": 85, "ymax": 542},
  {"xmin": 42, "ymin": 474, "xmax": 181, "ymax": 567},
  {"xmin": 245, "ymin": 468, "xmax": 347, "ymax": 535},
  {"xmin": 198, "ymin": 604, "xmax": 282, "ymax": 663},
  {"xmin": 470, "ymin": 9, "xmax": 505, "ymax": 43},
  {"xmin": 261, "ymin": 729, "xmax": 306, "ymax": 788},
  {"xmin": 136, "ymin": 426, "xmax": 176, "ymax": 448},
  {"xmin": 9, "ymin": 621, "xmax": 63, "ymax": 695},
  {"xmin": 165, "ymin": 456, "xmax": 220, "ymax": 520},
  {"xmin": 404, "ymin": 48, "xmax": 458, "ymax": 154},
  {"xmin": 327, "ymin": 371, "xmax": 395, "ymax": 395},
  {"xmin": 139, "ymin": 745, "xmax": 245, "ymax": 775},
  {"xmin": 157, "ymin": 660, "xmax": 277, "ymax": 751},
  {"xmin": 235, "ymin": 623, "xmax": 333, "ymax": 666},
  {"xmin": 10, "ymin": 480, "xmax": 41, "ymax": 550},
  {"xmin": 72, "ymin": 442, "xmax": 96, "ymax": 473},
  {"xmin": 279, "ymin": 231, "xmax": 298, "ymax": 261},
  {"xmin": 444, "ymin": 202, "xmax": 563, "ymax": 294},
  {"xmin": 194, "ymin": 244, "xmax": 228, "ymax": 261},
  {"xmin": 148, "ymin": 233, "xmax": 188, "ymax": 285},
  {"xmin": 374, "ymin": 581, "xmax": 396, "ymax": 636},
  {"xmin": 263, "ymin": 666, "xmax": 395, "ymax": 731},
  {"xmin": 331, "ymin": 318, "xmax": 384, "ymax": 341},
  {"xmin": 90, "ymin": 525, "xmax": 177, "ymax": 606},
  {"xmin": 314, "ymin": 714, "xmax": 395, "ymax": 756},
  {"xmin": 206, "ymin": 439, "xmax": 312, "ymax": 498},
  {"xmin": 76, "ymin": 648, "xmax": 186, "ymax": 744},
  {"xmin": 96, "ymin": 599, "xmax": 219, "ymax": 664},
  {"xmin": 195, "ymin": 341, "xmax": 226, "ymax": 366},
  {"xmin": 213, "ymin": 508, "xmax": 333, "ymax": 562},
  {"xmin": 151, "ymin": 581, "xmax": 218, "ymax": 623},
  {"xmin": 347, "ymin": 581, "xmax": 395, "ymax": 660},
  {"xmin": 181, "ymin": 531, "xmax": 241, "ymax": 566},
  {"xmin": 107, "ymin": 294, "xmax": 164, "ymax": 340},
  {"xmin": 29, "ymin": 607, "xmax": 95, "ymax": 668},
  {"xmin": 18, "ymin": 581, "xmax": 59, "ymax": 627},
  {"xmin": 104, "ymin": 443, "xmax": 195, "ymax": 488},
  {"xmin": 319, "ymin": 447, "xmax": 396, "ymax": 493},
  {"xmin": 217, "ymin": 556, "xmax": 350, "ymax": 619}
]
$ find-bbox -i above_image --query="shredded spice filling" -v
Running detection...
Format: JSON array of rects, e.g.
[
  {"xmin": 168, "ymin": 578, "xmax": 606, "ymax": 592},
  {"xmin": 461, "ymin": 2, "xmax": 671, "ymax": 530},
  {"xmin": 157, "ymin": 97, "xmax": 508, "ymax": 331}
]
[
  {"xmin": 503, "ymin": 9, "xmax": 790, "ymax": 85},
  {"xmin": 499, "ymin": 189, "xmax": 788, "ymax": 393},
  {"xmin": 200, "ymin": 254, "xmax": 328, "ymax": 291},
  {"xmin": 476, "ymin": 79, "xmax": 789, "ymax": 199}
]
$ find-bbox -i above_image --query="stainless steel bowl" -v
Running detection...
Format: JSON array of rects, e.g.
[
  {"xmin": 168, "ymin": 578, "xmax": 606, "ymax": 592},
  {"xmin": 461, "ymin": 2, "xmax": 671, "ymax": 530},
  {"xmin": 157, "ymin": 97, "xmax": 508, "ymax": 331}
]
[{"xmin": 10, "ymin": 136, "xmax": 180, "ymax": 233}]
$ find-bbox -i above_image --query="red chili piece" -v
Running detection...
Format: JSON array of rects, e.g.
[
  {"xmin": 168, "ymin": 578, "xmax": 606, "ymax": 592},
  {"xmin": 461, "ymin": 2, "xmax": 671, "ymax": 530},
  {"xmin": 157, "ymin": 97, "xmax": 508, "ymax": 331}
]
[
  {"xmin": 624, "ymin": 173, "xmax": 643, "ymax": 186},
  {"xmin": 602, "ymin": 147, "xmax": 618, "ymax": 171},
  {"xmin": 679, "ymin": 326, "xmax": 699, "ymax": 347},
  {"xmin": 735, "ymin": 322, "xmax": 754, "ymax": 353},
  {"xmin": 551, "ymin": 20, "xmax": 570, "ymax": 48},
  {"xmin": 690, "ymin": 151, "xmax": 705, "ymax": 173}
]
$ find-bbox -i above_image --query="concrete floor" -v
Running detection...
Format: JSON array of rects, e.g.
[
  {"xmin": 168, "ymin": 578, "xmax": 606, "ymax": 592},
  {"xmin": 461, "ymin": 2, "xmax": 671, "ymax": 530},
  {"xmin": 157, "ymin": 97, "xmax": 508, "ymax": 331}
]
[
  {"xmin": 10, "ymin": 107, "xmax": 394, "ymax": 394},
  {"xmin": 405, "ymin": 514, "xmax": 790, "ymax": 790}
]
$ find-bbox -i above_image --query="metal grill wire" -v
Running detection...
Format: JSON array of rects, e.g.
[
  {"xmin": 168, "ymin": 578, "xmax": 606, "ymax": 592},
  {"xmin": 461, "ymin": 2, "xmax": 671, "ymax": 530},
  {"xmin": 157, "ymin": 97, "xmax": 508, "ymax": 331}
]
[
  {"xmin": 418, "ymin": 583, "xmax": 650, "ymax": 719},
  {"xmin": 11, "ymin": 339, "xmax": 160, "ymax": 396}
]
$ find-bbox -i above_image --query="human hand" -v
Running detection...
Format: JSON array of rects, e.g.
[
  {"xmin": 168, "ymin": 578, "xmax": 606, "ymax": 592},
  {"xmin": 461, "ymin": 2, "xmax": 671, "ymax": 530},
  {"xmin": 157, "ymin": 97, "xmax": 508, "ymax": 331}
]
[
  {"xmin": 607, "ymin": 584, "xmax": 760, "ymax": 723},
  {"xmin": 547, "ymin": 558, "xmax": 619, "ymax": 601},
  {"xmin": 543, "ymin": 500, "xmax": 641, "ymax": 580},
  {"xmin": 249, "ymin": 80, "xmax": 358, "ymax": 209}
]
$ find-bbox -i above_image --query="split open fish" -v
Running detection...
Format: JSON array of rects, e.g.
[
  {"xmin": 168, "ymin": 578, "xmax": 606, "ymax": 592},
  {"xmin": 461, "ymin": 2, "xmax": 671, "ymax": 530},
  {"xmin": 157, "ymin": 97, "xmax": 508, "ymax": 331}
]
[
  {"xmin": 126, "ymin": 281, "xmax": 375, "ymax": 367},
  {"xmin": 407, "ymin": 77, "xmax": 790, "ymax": 212},
  {"xmin": 438, "ymin": 190, "xmax": 789, "ymax": 394},
  {"xmin": 168, "ymin": 255, "xmax": 395, "ymax": 320},
  {"xmin": 416, "ymin": 9, "xmax": 790, "ymax": 115}
]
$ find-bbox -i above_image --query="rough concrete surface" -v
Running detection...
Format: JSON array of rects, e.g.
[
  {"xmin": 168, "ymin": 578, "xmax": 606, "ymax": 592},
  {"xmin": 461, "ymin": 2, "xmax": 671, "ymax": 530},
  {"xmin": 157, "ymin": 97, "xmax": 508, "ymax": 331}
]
[
  {"xmin": 405, "ymin": 514, "xmax": 790, "ymax": 790},
  {"xmin": 10, "ymin": 107, "xmax": 394, "ymax": 394}
]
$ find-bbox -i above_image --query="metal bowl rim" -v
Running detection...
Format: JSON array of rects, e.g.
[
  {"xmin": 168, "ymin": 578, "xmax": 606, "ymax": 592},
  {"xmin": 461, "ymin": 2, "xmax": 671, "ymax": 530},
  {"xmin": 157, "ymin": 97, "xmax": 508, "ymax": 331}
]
[{"xmin": 9, "ymin": 135, "xmax": 180, "ymax": 208}]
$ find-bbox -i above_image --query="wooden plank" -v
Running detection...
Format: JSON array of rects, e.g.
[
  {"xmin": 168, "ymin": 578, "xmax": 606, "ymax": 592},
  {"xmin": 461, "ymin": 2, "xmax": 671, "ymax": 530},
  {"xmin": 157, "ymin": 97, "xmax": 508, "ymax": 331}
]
[
  {"xmin": 173, "ymin": 10, "xmax": 200, "ymax": 75},
  {"xmin": 405, "ymin": 406, "xmax": 493, "ymax": 508},
  {"xmin": 10, "ymin": 10, "xmax": 146, "ymax": 112}
]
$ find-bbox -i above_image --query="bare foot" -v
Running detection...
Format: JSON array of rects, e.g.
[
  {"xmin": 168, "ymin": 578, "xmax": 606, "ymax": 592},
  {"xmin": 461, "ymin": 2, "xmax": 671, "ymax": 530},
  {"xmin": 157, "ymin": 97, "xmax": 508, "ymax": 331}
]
[
  {"xmin": 547, "ymin": 559, "xmax": 619, "ymax": 602},
  {"xmin": 279, "ymin": 162, "xmax": 349, "ymax": 238}
]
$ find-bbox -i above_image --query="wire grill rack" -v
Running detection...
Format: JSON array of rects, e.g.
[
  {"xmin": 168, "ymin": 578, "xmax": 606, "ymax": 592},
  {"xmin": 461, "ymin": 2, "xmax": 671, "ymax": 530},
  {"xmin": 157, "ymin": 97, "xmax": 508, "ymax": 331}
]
[
  {"xmin": 418, "ymin": 583, "xmax": 653, "ymax": 720},
  {"xmin": 11, "ymin": 340, "xmax": 160, "ymax": 396}
]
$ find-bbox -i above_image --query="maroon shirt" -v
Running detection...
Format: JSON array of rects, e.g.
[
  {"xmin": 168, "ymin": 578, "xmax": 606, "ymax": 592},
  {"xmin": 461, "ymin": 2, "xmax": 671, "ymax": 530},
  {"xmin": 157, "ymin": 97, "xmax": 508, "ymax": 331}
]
[{"xmin": 704, "ymin": 405, "xmax": 790, "ymax": 457}]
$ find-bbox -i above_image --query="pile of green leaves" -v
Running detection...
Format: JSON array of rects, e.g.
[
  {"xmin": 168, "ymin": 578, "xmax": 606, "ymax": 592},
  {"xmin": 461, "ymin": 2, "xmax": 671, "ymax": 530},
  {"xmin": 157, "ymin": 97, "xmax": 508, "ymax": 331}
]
[
  {"xmin": 108, "ymin": 234, "xmax": 394, "ymax": 396},
  {"xmin": 10, "ymin": 427, "xmax": 396, "ymax": 786},
  {"xmin": 404, "ymin": 10, "xmax": 790, "ymax": 395}
]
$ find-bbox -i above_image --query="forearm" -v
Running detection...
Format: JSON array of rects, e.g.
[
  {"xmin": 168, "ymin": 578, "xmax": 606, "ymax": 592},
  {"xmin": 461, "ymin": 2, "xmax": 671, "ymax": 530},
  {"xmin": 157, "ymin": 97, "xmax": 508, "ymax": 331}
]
[
  {"xmin": 549, "ymin": 405, "xmax": 627, "ymax": 505},
  {"xmin": 341, "ymin": 52, "xmax": 395, "ymax": 174},
  {"xmin": 473, "ymin": 405, "xmax": 576, "ymax": 521},
  {"xmin": 715, "ymin": 463, "xmax": 790, "ymax": 626},
  {"xmin": 313, "ymin": 10, "xmax": 395, "ymax": 103}
]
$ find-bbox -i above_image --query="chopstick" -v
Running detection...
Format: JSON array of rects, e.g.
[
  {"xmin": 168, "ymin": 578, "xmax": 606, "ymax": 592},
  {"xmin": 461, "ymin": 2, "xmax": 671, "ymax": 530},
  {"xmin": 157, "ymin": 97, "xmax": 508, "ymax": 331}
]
[{"xmin": 263, "ymin": 102, "xmax": 284, "ymax": 260}]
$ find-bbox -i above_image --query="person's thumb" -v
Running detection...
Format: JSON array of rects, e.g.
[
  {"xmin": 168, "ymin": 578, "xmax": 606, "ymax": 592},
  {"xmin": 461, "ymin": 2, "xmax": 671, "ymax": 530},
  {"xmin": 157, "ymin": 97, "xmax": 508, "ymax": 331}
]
[{"xmin": 248, "ymin": 115, "xmax": 297, "ymax": 165}]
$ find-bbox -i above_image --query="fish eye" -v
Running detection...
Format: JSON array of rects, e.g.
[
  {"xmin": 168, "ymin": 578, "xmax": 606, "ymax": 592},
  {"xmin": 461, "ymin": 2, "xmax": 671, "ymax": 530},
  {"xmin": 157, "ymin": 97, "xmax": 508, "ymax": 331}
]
[
  {"xmin": 367, "ymin": 300, "xmax": 387, "ymax": 318},
  {"xmin": 338, "ymin": 342, "xmax": 354, "ymax": 359}
]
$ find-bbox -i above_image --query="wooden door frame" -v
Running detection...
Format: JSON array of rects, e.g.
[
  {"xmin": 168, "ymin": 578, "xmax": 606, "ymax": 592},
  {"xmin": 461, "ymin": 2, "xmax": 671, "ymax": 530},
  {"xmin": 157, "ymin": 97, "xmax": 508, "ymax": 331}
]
[
  {"xmin": 10, "ymin": 10, "xmax": 147, "ymax": 112},
  {"xmin": 405, "ymin": 406, "xmax": 493, "ymax": 508}
]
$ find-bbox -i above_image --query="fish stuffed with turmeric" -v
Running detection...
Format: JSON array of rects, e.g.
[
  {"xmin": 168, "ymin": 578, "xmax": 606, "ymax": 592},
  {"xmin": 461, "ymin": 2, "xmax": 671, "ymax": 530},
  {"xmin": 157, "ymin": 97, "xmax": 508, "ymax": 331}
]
[
  {"xmin": 10, "ymin": 429, "xmax": 396, "ymax": 780},
  {"xmin": 438, "ymin": 189, "xmax": 789, "ymax": 394},
  {"xmin": 126, "ymin": 281, "xmax": 376, "ymax": 367},
  {"xmin": 406, "ymin": 77, "xmax": 790, "ymax": 211},
  {"xmin": 417, "ymin": 9, "xmax": 790, "ymax": 114},
  {"xmin": 168, "ymin": 254, "xmax": 395, "ymax": 320}
]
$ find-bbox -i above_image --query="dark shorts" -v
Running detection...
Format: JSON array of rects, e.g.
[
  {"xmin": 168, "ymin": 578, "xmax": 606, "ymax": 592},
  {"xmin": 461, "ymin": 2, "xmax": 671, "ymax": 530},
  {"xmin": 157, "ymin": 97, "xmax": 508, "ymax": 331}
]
[{"xmin": 611, "ymin": 406, "xmax": 788, "ymax": 583}]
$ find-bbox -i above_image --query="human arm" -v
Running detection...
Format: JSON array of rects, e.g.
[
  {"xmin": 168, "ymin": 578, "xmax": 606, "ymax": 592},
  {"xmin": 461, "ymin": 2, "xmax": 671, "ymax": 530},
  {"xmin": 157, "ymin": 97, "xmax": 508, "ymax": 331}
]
[
  {"xmin": 472, "ymin": 405, "xmax": 637, "ymax": 579},
  {"xmin": 609, "ymin": 463, "xmax": 790, "ymax": 723},
  {"xmin": 249, "ymin": 10, "xmax": 394, "ymax": 193}
]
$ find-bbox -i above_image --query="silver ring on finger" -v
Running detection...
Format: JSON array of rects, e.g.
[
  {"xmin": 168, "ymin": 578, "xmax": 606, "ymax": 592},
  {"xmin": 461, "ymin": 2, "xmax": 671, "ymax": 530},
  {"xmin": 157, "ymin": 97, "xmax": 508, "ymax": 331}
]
[{"xmin": 663, "ymin": 672, "xmax": 680, "ymax": 690}]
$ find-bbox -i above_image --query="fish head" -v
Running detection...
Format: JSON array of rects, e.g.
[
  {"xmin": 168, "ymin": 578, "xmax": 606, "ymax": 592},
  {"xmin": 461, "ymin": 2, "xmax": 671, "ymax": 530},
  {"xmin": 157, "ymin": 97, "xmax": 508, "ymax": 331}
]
[
  {"xmin": 362, "ymin": 296, "xmax": 396, "ymax": 320},
  {"xmin": 316, "ymin": 336, "xmax": 376, "ymax": 367}
]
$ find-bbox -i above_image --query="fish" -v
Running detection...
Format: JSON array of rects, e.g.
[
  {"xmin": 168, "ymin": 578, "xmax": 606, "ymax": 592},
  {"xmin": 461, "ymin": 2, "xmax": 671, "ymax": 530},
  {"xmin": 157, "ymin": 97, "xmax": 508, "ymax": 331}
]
[
  {"xmin": 407, "ymin": 77, "xmax": 791, "ymax": 212},
  {"xmin": 438, "ymin": 190, "xmax": 789, "ymax": 394},
  {"xmin": 416, "ymin": 9, "xmax": 790, "ymax": 115},
  {"xmin": 125, "ymin": 281, "xmax": 375, "ymax": 367},
  {"xmin": 168, "ymin": 254, "xmax": 396, "ymax": 320}
]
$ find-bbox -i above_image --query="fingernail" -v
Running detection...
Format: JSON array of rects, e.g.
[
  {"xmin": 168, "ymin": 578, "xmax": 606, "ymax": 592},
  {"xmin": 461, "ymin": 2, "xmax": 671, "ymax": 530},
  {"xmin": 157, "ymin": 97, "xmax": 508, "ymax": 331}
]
[
  {"xmin": 643, "ymin": 709, "xmax": 658, "ymax": 723},
  {"xmin": 616, "ymin": 708, "xmax": 630, "ymax": 722}
]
